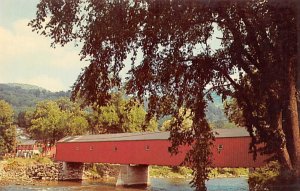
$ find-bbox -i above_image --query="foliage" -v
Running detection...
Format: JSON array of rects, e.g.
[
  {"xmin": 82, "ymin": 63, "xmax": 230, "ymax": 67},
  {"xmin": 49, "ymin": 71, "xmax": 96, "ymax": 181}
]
[
  {"xmin": 0, "ymin": 83, "xmax": 70, "ymax": 117},
  {"xmin": 162, "ymin": 105, "xmax": 235, "ymax": 130},
  {"xmin": 224, "ymin": 98, "xmax": 245, "ymax": 127},
  {"xmin": 150, "ymin": 166, "xmax": 192, "ymax": 179},
  {"xmin": 0, "ymin": 100, "xmax": 16, "ymax": 154},
  {"xmin": 209, "ymin": 168, "xmax": 248, "ymax": 178},
  {"xmin": 32, "ymin": 156, "xmax": 53, "ymax": 164},
  {"xmin": 28, "ymin": 98, "xmax": 88, "ymax": 147},
  {"xmin": 248, "ymin": 160, "xmax": 298, "ymax": 191},
  {"xmin": 206, "ymin": 103, "xmax": 234, "ymax": 129},
  {"xmin": 88, "ymin": 93, "xmax": 157, "ymax": 133},
  {"xmin": 18, "ymin": 108, "xmax": 35, "ymax": 130},
  {"xmin": 248, "ymin": 161, "xmax": 281, "ymax": 190},
  {"xmin": 30, "ymin": 0, "xmax": 299, "ymax": 189}
]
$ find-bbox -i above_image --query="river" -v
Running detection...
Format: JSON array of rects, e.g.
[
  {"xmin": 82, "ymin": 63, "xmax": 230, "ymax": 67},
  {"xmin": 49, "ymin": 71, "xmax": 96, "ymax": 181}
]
[{"xmin": 0, "ymin": 177, "xmax": 250, "ymax": 191}]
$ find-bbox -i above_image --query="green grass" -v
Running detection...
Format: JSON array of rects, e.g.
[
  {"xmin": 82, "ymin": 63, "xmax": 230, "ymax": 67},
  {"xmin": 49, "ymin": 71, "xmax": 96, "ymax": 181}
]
[
  {"xmin": 150, "ymin": 166, "xmax": 248, "ymax": 179},
  {"xmin": 5, "ymin": 156, "xmax": 53, "ymax": 167},
  {"xmin": 150, "ymin": 166, "xmax": 193, "ymax": 178}
]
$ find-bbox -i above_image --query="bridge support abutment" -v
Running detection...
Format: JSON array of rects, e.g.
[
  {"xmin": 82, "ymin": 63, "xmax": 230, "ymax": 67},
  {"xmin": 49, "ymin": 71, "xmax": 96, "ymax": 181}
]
[
  {"xmin": 116, "ymin": 164, "xmax": 150, "ymax": 187},
  {"xmin": 58, "ymin": 162, "xmax": 84, "ymax": 180}
]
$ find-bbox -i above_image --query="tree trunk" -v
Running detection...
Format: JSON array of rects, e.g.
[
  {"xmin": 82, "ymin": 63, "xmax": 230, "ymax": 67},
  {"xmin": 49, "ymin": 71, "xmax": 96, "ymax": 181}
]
[
  {"xmin": 284, "ymin": 60, "xmax": 300, "ymax": 177},
  {"xmin": 276, "ymin": 111, "xmax": 293, "ymax": 170},
  {"xmin": 296, "ymin": 0, "xmax": 300, "ymax": 179}
]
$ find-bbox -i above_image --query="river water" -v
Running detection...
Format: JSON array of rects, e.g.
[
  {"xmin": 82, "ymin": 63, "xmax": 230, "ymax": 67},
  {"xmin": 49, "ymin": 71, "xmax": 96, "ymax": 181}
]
[{"xmin": 0, "ymin": 177, "xmax": 250, "ymax": 191}]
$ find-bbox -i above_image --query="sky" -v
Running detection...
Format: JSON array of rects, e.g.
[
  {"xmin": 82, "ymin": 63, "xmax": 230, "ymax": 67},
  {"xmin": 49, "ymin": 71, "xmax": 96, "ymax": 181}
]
[
  {"xmin": 0, "ymin": 0, "xmax": 223, "ymax": 92},
  {"xmin": 0, "ymin": 0, "xmax": 88, "ymax": 92}
]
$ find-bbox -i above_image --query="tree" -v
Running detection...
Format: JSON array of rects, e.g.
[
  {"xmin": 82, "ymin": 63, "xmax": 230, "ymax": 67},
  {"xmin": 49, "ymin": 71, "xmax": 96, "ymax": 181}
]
[
  {"xmin": 28, "ymin": 99, "xmax": 88, "ymax": 148},
  {"xmin": 88, "ymin": 92, "xmax": 157, "ymax": 134},
  {"xmin": 0, "ymin": 100, "xmax": 16, "ymax": 154},
  {"xmin": 30, "ymin": 0, "xmax": 299, "ymax": 189},
  {"xmin": 18, "ymin": 108, "xmax": 35, "ymax": 130}
]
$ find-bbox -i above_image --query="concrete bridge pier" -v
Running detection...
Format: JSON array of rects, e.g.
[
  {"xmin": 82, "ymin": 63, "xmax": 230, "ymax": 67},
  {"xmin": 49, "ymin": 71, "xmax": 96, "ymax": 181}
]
[
  {"xmin": 58, "ymin": 162, "xmax": 84, "ymax": 180},
  {"xmin": 116, "ymin": 164, "xmax": 150, "ymax": 187}
]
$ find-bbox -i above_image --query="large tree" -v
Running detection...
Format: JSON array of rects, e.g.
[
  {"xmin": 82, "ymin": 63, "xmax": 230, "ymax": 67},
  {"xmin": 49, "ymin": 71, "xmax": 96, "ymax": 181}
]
[
  {"xmin": 0, "ymin": 100, "xmax": 16, "ymax": 154},
  {"xmin": 30, "ymin": 0, "xmax": 299, "ymax": 190},
  {"xmin": 29, "ymin": 99, "xmax": 88, "ymax": 148},
  {"xmin": 88, "ymin": 92, "xmax": 157, "ymax": 134}
]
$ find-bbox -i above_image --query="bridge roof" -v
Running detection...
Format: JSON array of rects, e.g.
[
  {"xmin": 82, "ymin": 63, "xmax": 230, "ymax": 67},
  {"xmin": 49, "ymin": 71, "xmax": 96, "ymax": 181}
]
[{"xmin": 58, "ymin": 128, "xmax": 249, "ymax": 143}]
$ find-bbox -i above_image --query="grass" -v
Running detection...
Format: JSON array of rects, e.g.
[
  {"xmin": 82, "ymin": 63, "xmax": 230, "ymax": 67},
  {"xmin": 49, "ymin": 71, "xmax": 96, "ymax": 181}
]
[
  {"xmin": 4, "ymin": 156, "xmax": 53, "ymax": 168},
  {"xmin": 150, "ymin": 166, "xmax": 249, "ymax": 179},
  {"xmin": 150, "ymin": 166, "xmax": 193, "ymax": 178}
]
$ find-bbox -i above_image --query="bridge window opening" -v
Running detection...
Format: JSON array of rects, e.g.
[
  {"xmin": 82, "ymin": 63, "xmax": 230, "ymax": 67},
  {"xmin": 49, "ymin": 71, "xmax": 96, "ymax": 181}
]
[
  {"xmin": 218, "ymin": 144, "xmax": 223, "ymax": 153},
  {"xmin": 145, "ymin": 145, "xmax": 150, "ymax": 151},
  {"xmin": 114, "ymin": 146, "xmax": 118, "ymax": 151},
  {"xmin": 89, "ymin": 146, "xmax": 93, "ymax": 151}
]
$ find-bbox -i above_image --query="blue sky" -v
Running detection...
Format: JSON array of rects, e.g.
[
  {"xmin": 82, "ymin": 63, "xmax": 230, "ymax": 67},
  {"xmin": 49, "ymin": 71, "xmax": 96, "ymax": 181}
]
[{"xmin": 0, "ymin": 0, "xmax": 88, "ymax": 92}]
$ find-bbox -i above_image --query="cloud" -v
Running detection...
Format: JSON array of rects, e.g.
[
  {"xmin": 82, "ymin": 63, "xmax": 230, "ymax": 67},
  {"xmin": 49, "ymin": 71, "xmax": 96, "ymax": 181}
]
[{"xmin": 0, "ymin": 19, "xmax": 88, "ymax": 91}]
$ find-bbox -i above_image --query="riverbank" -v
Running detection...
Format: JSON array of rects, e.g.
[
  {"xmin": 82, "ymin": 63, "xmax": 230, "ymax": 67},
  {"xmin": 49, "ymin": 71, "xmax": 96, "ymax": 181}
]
[
  {"xmin": 0, "ymin": 157, "xmax": 248, "ymax": 186},
  {"xmin": 0, "ymin": 157, "xmax": 56, "ymax": 186},
  {"xmin": 150, "ymin": 166, "xmax": 248, "ymax": 179}
]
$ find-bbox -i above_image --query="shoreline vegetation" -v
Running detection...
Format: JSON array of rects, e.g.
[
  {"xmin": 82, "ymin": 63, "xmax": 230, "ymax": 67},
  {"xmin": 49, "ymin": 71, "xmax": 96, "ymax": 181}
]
[
  {"xmin": 2, "ymin": 157, "xmax": 298, "ymax": 190},
  {"xmin": 0, "ymin": 157, "xmax": 249, "ymax": 187}
]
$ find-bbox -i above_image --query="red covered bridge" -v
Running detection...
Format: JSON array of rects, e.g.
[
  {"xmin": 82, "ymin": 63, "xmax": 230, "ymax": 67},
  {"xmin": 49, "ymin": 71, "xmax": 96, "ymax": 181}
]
[{"xmin": 56, "ymin": 128, "xmax": 268, "ymax": 186}]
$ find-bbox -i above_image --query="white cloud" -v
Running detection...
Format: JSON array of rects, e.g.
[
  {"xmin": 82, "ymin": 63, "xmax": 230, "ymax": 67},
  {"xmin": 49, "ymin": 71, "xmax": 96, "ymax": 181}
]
[{"xmin": 0, "ymin": 19, "xmax": 87, "ymax": 91}]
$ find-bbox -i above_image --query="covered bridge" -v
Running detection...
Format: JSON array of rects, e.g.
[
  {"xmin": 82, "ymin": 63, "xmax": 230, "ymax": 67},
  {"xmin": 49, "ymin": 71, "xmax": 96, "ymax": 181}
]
[
  {"xmin": 56, "ymin": 128, "xmax": 266, "ymax": 167},
  {"xmin": 55, "ymin": 128, "xmax": 268, "ymax": 186}
]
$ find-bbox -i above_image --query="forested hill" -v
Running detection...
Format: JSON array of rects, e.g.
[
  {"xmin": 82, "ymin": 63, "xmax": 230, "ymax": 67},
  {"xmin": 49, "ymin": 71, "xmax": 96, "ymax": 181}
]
[
  {"xmin": 0, "ymin": 83, "xmax": 233, "ymax": 128},
  {"xmin": 0, "ymin": 83, "xmax": 70, "ymax": 115}
]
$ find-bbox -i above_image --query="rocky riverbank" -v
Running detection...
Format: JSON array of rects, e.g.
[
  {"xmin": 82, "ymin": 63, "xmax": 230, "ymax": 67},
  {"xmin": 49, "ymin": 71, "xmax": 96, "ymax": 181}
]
[
  {"xmin": 0, "ymin": 158, "xmax": 120, "ymax": 186},
  {"xmin": 0, "ymin": 160, "xmax": 34, "ymax": 186},
  {"xmin": 0, "ymin": 157, "xmax": 249, "ymax": 187},
  {"xmin": 0, "ymin": 158, "xmax": 62, "ymax": 186}
]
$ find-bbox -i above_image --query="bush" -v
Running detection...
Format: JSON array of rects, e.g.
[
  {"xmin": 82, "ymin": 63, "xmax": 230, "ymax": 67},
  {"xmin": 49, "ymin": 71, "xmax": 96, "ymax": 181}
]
[
  {"xmin": 208, "ymin": 168, "xmax": 248, "ymax": 178},
  {"xmin": 248, "ymin": 161, "xmax": 280, "ymax": 191},
  {"xmin": 33, "ymin": 156, "xmax": 53, "ymax": 164}
]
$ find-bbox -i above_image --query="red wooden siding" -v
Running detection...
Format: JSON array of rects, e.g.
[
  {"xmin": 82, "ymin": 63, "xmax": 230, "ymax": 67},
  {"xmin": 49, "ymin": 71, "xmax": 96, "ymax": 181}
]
[
  {"xmin": 56, "ymin": 136, "xmax": 267, "ymax": 168},
  {"xmin": 211, "ymin": 137, "xmax": 266, "ymax": 167}
]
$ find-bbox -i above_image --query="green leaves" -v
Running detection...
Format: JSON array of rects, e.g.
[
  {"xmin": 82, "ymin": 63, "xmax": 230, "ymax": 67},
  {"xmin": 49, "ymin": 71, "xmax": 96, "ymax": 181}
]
[
  {"xmin": 30, "ymin": 0, "xmax": 299, "ymax": 189},
  {"xmin": 88, "ymin": 92, "xmax": 157, "ymax": 134},
  {"xmin": 28, "ymin": 99, "xmax": 88, "ymax": 147},
  {"xmin": 0, "ymin": 100, "xmax": 16, "ymax": 154}
]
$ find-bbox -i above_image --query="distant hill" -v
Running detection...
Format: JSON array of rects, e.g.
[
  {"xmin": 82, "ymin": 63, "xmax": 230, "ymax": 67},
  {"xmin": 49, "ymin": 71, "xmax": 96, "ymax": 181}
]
[
  {"xmin": 152, "ymin": 93, "xmax": 235, "ymax": 129},
  {"xmin": 0, "ymin": 83, "xmax": 70, "ymax": 116},
  {"xmin": 0, "ymin": 83, "xmax": 234, "ymax": 128},
  {"xmin": 5, "ymin": 83, "xmax": 47, "ymax": 91}
]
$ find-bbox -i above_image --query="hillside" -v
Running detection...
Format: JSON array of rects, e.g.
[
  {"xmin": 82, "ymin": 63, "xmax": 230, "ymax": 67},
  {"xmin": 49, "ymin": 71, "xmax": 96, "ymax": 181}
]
[
  {"xmin": 0, "ymin": 83, "xmax": 233, "ymax": 128},
  {"xmin": 0, "ymin": 83, "xmax": 70, "ymax": 115}
]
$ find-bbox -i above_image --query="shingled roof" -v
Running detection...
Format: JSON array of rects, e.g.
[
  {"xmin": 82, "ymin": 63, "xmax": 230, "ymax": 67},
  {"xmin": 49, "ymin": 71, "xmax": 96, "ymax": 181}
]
[{"xmin": 58, "ymin": 128, "xmax": 250, "ymax": 143}]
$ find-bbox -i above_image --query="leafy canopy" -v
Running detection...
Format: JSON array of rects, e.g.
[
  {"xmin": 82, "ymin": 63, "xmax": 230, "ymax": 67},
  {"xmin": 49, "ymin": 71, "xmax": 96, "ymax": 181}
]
[
  {"xmin": 88, "ymin": 92, "xmax": 158, "ymax": 134},
  {"xmin": 30, "ymin": 0, "xmax": 298, "ymax": 189},
  {"xmin": 29, "ymin": 98, "xmax": 88, "ymax": 147},
  {"xmin": 0, "ymin": 100, "xmax": 16, "ymax": 154}
]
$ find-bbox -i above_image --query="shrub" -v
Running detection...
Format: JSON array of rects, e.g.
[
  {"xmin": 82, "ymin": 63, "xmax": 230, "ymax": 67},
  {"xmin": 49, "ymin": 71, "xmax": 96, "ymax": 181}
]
[{"xmin": 248, "ymin": 161, "xmax": 280, "ymax": 191}]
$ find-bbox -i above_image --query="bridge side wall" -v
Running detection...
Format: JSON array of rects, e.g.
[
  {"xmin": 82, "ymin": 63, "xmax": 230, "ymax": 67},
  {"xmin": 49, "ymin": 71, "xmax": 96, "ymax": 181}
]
[{"xmin": 56, "ymin": 137, "xmax": 268, "ymax": 168}]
